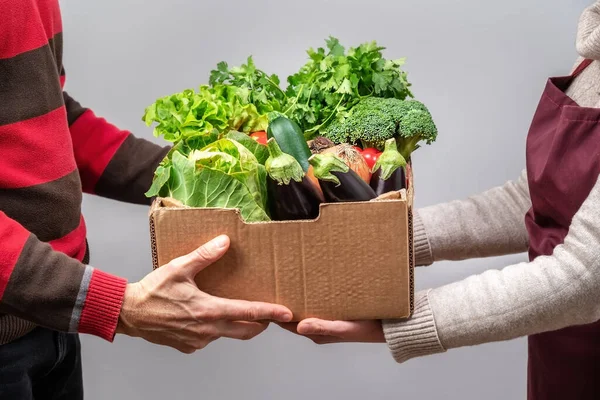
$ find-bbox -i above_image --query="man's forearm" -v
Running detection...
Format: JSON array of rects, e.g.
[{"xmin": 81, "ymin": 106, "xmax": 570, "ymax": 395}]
[
  {"xmin": 63, "ymin": 92, "xmax": 170, "ymax": 205},
  {"xmin": 0, "ymin": 212, "xmax": 127, "ymax": 343}
]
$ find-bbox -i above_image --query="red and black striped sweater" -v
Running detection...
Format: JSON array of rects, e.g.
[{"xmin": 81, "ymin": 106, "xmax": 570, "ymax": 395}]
[{"xmin": 0, "ymin": 0, "xmax": 169, "ymax": 344}]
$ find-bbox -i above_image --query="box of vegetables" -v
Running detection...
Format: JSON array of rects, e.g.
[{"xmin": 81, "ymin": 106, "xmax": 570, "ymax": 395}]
[{"xmin": 144, "ymin": 37, "xmax": 438, "ymax": 321}]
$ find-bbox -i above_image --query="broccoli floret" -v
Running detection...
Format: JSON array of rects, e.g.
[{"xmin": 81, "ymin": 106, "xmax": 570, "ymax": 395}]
[
  {"xmin": 323, "ymin": 97, "xmax": 437, "ymax": 159},
  {"xmin": 321, "ymin": 115, "xmax": 354, "ymax": 145},
  {"xmin": 396, "ymin": 106, "xmax": 437, "ymax": 159},
  {"xmin": 324, "ymin": 98, "xmax": 397, "ymax": 148}
]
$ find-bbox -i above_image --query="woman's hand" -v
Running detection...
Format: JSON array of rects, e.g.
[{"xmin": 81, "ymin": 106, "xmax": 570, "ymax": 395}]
[
  {"xmin": 279, "ymin": 318, "xmax": 385, "ymax": 344},
  {"xmin": 117, "ymin": 235, "xmax": 293, "ymax": 354}
]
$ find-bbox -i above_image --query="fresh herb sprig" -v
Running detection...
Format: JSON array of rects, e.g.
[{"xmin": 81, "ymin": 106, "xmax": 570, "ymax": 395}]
[
  {"xmin": 209, "ymin": 56, "xmax": 286, "ymax": 115},
  {"xmin": 284, "ymin": 36, "xmax": 413, "ymax": 139}
]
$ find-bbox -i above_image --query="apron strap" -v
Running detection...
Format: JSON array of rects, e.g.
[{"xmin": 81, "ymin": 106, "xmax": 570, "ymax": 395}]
[{"xmin": 572, "ymin": 59, "xmax": 593, "ymax": 78}]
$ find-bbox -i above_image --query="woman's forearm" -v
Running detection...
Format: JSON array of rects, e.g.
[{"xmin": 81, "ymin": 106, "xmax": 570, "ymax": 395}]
[
  {"xmin": 384, "ymin": 173, "xmax": 600, "ymax": 362},
  {"xmin": 414, "ymin": 169, "xmax": 531, "ymax": 266}
]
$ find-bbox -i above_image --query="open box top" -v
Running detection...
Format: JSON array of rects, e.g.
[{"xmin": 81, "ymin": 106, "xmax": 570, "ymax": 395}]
[{"xmin": 148, "ymin": 184, "xmax": 415, "ymax": 322}]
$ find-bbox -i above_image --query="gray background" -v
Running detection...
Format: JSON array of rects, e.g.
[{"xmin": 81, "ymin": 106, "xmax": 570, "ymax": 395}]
[{"xmin": 59, "ymin": 0, "xmax": 590, "ymax": 398}]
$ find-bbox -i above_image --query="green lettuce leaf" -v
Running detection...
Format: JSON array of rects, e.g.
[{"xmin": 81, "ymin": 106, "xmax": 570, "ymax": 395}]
[
  {"xmin": 192, "ymin": 138, "xmax": 268, "ymax": 211},
  {"xmin": 145, "ymin": 163, "xmax": 171, "ymax": 198},
  {"xmin": 142, "ymin": 84, "xmax": 269, "ymax": 148},
  {"xmin": 148, "ymin": 140, "xmax": 269, "ymax": 222},
  {"xmin": 225, "ymin": 131, "xmax": 269, "ymax": 165},
  {"xmin": 142, "ymin": 88, "xmax": 229, "ymax": 144}
]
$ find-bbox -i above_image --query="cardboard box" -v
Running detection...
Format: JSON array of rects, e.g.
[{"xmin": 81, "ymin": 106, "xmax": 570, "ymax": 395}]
[{"xmin": 148, "ymin": 184, "xmax": 415, "ymax": 322}]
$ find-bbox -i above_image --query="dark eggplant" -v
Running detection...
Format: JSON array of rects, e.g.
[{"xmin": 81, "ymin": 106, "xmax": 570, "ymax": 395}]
[
  {"xmin": 370, "ymin": 167, "xmax": 406, "ymax": 196},
  {"xmin": 308, "ymin": 153, "xmax": 377, "ymax": 203},
  {"xmin": 266, "ymin": 176, "xmax": 322, "ymax": 220},
  {"xmin": 265, "ymin": 138, "xmax": 323, "ymax": 221},
  {"xmin": 369, "ymin": 138, "xmax": 407, "ymax": 196}
]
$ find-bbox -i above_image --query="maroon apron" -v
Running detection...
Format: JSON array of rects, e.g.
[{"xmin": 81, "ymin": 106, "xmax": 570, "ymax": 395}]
[{"xmin": 525, "ymin": 58, "xmax": 600, "ymax": 399}]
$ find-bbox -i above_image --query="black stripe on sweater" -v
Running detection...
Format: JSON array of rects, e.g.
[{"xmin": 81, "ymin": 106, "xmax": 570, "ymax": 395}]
[
  {"xmin": 0, "ymin": 33, "xmax": 64, "ymax": 127},
  {"xmin": 95, "ymin": 135, "xmax": 170, "ymax": 205},
  {"xmin": 63, "ymin": 92, "xmax": 88, "ymax": 126},
  {"xmin": 0, "ymin": 169, "xmax": 82, "ymax": 242},
  {"xmin": 0, "ymin": 234, "xmax": 85, "ymax": 332}
]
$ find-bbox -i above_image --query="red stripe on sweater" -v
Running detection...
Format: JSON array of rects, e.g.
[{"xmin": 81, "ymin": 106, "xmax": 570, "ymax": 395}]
[
  {"xmin": 78, "ymin": 270, "xmax": 127, "ymax": 342},
  {"xmin": 0, "ymin": 107, "xmax": 76, "ymax": 188},
  {"xmin": 0, "ymin": 213, "xmax": 30, "ymax": 300},
  {"xmin": 69, "ymin": 110, "xmax": 130, "ymax": 193},
  {"xmin": 49, "ymin": 216, "xmax": 87, "ymax": 261},
  {"xmin": 0, "ymin": 0, "xmax": 62, "ymax": 59}
]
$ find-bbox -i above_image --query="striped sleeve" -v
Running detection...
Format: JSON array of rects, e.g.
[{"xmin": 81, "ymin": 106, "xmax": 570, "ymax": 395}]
[
  {"xmin": 0, "ymin": 211, "xmax": 127, "ymax": 341},
  {"xmin": 63, "ymin": 92, "xmax": 170, "ymax": 205}
]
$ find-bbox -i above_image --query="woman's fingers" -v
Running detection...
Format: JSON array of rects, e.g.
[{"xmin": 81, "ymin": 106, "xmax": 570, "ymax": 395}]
[
  {"xmin": 294, "ymin": 319, "xmax": 386, "ymax": 343},
  {"xmin": 215, "ymin": 320, "xmax": 270, "ymax": 341},
  {"xmin": 296, "ymin": 318, "xmax": 356, "ymax": 337}
]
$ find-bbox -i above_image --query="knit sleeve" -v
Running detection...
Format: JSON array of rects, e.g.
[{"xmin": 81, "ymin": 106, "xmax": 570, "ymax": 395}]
[
  {"xmin": 0, "ymin": 211, "xmax": 127, "ymax": 342},
  {"xmin": 62, "ymin": 92, "xmax": 170, "ymax": 205},
  {"xmin": 383, "ymin": 172, "xmax": 600, "ymax": 363},
  {"xmin": 413, "ymin": 169, "xmax": 531, "ymax": 266}
]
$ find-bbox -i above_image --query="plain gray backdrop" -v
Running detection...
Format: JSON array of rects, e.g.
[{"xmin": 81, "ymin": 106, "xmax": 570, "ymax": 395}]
[{"xmin": 59, "ymin": 0, "xmax": 591, "ymax": 398}]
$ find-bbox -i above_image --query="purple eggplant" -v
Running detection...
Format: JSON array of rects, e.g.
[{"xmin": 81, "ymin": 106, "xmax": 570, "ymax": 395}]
[
  {"xmin": 265, "ymin": 138, "xmax": 323, "ymax": 220},
  {"xmin": 369, "ymin": 138, "xmax": 407, "ymax": 196},
  {"xmin": 308, "ymin": 153, "xmax": 377, "ymax": 203},
  {"xmin": 370, "ymin": 167, "xmax": 406, "ymax": 195}
]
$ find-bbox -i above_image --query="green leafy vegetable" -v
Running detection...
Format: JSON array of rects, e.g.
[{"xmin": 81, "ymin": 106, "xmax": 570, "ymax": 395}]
[
  {"xmin": 143, "ymin": 36, "xmax": 435, "ymax": 215},
  {"xmin": 283, "ymin": 36, "xmax": 413, "ymax": 139},
  {"xmin": 142, "ymin": 88, "xmax": 229, "ymax": 143},
  {"xmin": 225, "ymin": 130, "xmax": 269, "ymax": 164},
  {"xmin": 142, "ymin": 84, "xmax": 268, "ymax": 147},
  {"xmin": 146, "ymin": 140, "xmax": 270, "ymax": 222},
  {"xmin": 194, "ymin": 138, "xmax": 268, "ymax": 210},
  {"xmin": 209, "ymin": 56, "xmax": 286, "ymax": 115}
]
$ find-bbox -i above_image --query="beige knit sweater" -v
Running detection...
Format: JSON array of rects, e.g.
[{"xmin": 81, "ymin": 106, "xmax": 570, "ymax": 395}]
[{"xmin": 382, "ymin": 1, "xmax": 600, "ymax": 363}]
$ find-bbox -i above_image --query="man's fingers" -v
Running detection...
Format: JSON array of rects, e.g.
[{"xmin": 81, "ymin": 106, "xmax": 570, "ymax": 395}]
[
  {"xmin": 168, "ymin": 235, "xmax": 230, "ymax": 276},
  {"xmin": 212, "ymin": 298, "xmax": 293, "ymax": 322}
]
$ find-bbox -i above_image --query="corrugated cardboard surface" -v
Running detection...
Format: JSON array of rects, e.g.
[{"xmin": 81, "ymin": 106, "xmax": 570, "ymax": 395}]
[{"xmin": 149, "ymin": 190, "xmax": 414, "ymax": 321}]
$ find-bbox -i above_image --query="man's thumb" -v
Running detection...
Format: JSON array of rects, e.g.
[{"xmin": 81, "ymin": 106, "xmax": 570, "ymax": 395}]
[{"xmin": 170, "ymin": 235, "xmax": 230, "ymax": 276}]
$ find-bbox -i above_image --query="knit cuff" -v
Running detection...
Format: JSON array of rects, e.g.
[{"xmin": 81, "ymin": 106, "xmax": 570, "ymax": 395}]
[
  {"xmin": 382, "ymin": 290, "xmax": 446, "ymax": 363},
  {"xmin": 77, "ymin": 269, "xmax": 127, "ymax": 342},
  {"xmin": 413, "ymin": 211, "xmax": 434, "ymax": 266}
]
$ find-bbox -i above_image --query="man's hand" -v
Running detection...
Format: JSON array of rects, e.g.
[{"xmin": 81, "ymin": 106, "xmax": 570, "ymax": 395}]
[
  {"xmin": 279, "ymin": 319, "xmax": 385, "ymax": 344},
  {"xmin": 116, "ymin": 235, "xmax": 293, "ymax": 353}
]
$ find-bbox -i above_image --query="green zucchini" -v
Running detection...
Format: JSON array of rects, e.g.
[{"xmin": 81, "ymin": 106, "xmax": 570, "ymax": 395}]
[{"xmin": 267, "ymin": 116, "xmax": 311, "ymax": 172}]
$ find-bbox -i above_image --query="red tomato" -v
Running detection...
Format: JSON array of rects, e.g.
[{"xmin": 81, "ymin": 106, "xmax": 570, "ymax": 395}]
[
  {"xmin": 361, "ymin": 147, "xmax": 381, "ymax": 169},
  {"xmin": 250, "ymin": 131, "xmax": 267, "ymax": 145}
]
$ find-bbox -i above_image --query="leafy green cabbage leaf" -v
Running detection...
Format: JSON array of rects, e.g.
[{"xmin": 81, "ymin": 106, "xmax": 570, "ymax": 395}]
[{"xmin": 146, "ymin": 139, "xmax": 269, "ymax": 222}]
